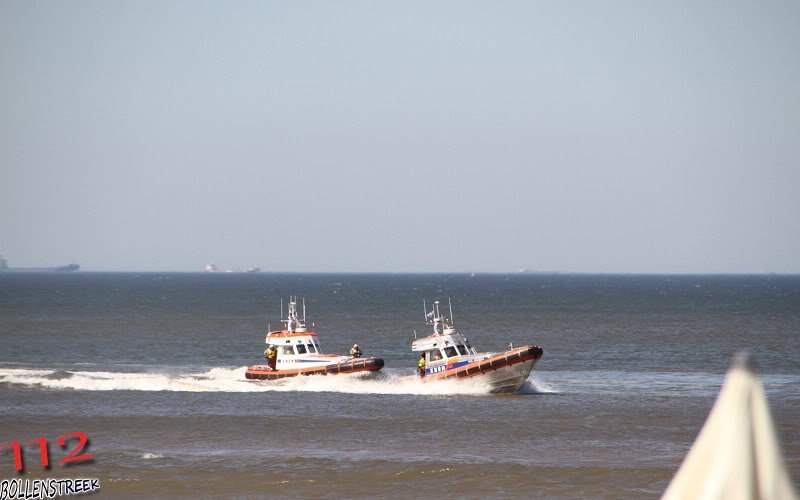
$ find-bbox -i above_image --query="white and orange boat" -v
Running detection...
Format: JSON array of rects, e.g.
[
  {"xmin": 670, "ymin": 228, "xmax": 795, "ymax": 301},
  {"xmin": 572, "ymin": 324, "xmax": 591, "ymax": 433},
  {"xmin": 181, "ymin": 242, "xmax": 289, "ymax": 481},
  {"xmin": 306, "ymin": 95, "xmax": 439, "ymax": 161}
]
[
  {"xmin": 245, "ymin": 297, "xmax": 384, "ymax": 381},
  {"xmin": 412, "ymin": 299, "xmax": 543, "ymax": 393}
]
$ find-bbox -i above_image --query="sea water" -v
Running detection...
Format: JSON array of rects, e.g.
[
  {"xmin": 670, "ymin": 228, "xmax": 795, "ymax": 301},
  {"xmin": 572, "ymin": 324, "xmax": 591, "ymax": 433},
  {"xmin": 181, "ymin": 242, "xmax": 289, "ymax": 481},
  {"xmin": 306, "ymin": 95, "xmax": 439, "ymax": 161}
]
[{"xmin": 1, "ymin": 273, "xmax": 798, "ymax": 498}]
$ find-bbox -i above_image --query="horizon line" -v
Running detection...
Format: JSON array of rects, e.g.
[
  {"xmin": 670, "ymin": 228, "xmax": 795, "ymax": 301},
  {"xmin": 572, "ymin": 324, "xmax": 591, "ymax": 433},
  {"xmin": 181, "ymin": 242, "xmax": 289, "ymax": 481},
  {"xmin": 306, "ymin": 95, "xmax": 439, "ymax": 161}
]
[{"xmin": 6, "ymin": 270, "xmax": 798, "ymax": 276}]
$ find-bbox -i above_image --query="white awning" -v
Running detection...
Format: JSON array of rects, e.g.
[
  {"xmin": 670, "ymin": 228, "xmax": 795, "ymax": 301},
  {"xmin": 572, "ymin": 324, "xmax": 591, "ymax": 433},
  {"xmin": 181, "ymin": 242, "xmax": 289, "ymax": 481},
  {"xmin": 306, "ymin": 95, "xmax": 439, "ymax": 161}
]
[{"xmin": 662, "ymin": 354, "xmax": 797, "ymax": 500}]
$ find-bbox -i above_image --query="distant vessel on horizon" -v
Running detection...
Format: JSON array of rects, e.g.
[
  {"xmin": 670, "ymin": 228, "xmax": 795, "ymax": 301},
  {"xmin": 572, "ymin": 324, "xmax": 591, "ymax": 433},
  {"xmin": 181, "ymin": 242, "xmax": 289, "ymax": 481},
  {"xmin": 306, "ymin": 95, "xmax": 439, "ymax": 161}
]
[
  {"xmin": 517, "ymin": 267, "xmax": 560, "ymax": 274},
  {"xmin": 0, "ymin": 255, "xmax": 79, "ymax": 273},
  {"xmin": 204, "ymin": 262, "xmax": 260, "ymax": 273}
]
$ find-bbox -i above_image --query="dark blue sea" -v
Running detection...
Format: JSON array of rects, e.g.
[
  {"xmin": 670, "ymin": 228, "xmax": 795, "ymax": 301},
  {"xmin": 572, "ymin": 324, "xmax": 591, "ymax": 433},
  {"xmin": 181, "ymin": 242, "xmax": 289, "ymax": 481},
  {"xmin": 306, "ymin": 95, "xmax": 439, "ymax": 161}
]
[{"xmin": 1, "ymin": 273, "xmax": 798, "ymax": 498}]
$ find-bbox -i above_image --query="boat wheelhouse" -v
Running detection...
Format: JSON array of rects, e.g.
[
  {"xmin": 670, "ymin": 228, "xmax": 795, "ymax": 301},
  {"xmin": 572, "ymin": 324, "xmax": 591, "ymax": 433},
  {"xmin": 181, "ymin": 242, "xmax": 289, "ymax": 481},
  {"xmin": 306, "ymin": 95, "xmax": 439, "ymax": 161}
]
[
  {"xmin": 411, "ymin": 299, "xmax": 543, "ymax": 393},
  {"xmin": 245, "ymin": 297, "xmax": 384, "ymax": 380}
]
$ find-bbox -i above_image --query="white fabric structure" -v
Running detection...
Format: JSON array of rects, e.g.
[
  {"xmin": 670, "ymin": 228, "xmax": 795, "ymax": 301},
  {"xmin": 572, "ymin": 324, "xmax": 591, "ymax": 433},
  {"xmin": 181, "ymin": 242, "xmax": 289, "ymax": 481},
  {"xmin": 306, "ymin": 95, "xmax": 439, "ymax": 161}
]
[{"xmin": 663, "ymin": 354, "xmax": 797, "ymax": 500}]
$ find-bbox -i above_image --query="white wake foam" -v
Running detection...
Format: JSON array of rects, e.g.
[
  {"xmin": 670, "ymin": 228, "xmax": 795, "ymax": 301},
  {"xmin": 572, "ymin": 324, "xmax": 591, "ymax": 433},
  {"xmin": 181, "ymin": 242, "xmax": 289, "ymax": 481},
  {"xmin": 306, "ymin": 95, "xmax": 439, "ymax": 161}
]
[
  {"xmin": 518, "ymin": 376, "xmax": 559, "ymax": 394},
  {"xmin": 0, "ymin": 366, "xmax": 505, "ymax": 395}
]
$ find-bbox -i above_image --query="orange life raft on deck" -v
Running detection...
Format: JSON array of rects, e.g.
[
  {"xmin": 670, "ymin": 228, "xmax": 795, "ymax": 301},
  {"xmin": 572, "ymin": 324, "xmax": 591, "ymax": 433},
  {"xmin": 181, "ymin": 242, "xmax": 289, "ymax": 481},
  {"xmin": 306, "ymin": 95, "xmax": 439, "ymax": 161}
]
[{"xmin": 245, "ymin": 356, "xmax": 385, "ymax": 381}]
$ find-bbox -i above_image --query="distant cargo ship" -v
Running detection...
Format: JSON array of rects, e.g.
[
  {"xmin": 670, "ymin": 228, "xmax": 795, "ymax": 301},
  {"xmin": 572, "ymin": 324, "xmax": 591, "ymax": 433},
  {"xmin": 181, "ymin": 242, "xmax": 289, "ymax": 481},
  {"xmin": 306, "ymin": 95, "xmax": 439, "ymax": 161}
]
[
  {"xmin": 204, "ymin": 262, "xmax": 260, "ymax": 273},
  {"xmin": 517, "ymin": 267, "xmax": 560, "ymax": 275},
  {"xmin": 0, "ymin": 255, "xmax": 79, "ymax": 272}
]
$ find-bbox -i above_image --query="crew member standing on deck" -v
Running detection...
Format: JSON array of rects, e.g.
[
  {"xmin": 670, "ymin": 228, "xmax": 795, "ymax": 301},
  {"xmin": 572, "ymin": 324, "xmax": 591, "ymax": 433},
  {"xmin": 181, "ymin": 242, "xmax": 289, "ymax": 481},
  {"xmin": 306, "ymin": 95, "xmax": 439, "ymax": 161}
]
[
  {"xmin": 350, "ymin": 344, "xmax": 362, "ymax": 358},
  {"xmin": 418, "ymin": 353, "xmax": 426, "ymax": 377},
  {"xmin": 264, "ymin": 345, "xmax": 277, "ymax": 370}
]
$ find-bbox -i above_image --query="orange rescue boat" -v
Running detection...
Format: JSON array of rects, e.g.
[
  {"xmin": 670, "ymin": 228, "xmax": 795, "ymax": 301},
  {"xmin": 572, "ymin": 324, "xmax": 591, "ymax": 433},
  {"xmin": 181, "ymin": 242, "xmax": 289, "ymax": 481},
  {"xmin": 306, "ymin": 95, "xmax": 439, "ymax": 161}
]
[{"xmin": 245, "ymin": 297, "xmax": 384, "ymax": 380}]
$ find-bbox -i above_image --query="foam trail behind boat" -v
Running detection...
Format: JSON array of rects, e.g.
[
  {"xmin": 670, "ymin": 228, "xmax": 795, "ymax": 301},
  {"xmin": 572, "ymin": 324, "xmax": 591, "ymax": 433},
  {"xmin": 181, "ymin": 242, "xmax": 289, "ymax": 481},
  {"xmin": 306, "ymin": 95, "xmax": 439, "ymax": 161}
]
[{"xmin": 0, "ymin": 366, "xmax": 496, "ymax": 395}]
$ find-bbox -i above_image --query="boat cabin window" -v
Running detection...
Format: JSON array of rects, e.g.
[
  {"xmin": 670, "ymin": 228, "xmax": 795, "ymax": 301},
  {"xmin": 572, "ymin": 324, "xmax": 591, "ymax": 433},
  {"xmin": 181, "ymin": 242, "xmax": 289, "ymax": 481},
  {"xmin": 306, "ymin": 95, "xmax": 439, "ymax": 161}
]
[
  {"xmin": 281, "ymin": 346, "xmax": 295, "ymax": 355},
  {"xmin": 456, "ymin": 344, "xmax": 468, "ymax": 355},
  {"xmin": 314, "ymin": 343, "xmax": 321, "ymax": 352},
  {"xmin": 296, "ymin": 344, "xmax": 307, "ymax": 354},
  {"xmin": 306, "ymin": 343, "xmax": 316, "ymax": 353},
  {"xmin": 427, "ymin": 349, "xmax": 444, "ymax": 362},
  {"xmin": 444, "ymin": 346, "xmax": 458, "ymax": 358}
]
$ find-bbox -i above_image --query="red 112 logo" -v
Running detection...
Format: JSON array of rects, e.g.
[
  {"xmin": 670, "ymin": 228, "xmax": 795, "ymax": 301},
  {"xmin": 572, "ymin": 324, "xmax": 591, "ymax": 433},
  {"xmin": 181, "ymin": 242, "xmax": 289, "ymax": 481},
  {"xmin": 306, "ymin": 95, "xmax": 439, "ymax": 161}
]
[{"xmin": 1, "ymin": 432, "xmax": 93, "ymax": 472}]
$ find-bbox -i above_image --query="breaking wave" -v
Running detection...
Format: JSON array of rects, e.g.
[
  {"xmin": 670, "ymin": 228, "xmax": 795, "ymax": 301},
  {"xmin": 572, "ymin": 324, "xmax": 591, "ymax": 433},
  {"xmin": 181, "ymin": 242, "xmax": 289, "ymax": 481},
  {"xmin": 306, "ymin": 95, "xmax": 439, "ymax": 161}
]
[{"xmin": 0, "ymin": 366, "xmax": 545, "ymax": 396}]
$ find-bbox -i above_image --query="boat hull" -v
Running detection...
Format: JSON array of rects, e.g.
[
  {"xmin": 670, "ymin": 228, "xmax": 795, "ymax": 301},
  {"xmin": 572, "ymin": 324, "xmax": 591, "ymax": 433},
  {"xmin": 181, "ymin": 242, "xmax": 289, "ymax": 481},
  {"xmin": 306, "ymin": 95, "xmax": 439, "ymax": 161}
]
[
  {"xmin": 479, "ymin": 358, "xmax": 536, "ymax": 393},
  {"xmin": 245, "ymin": 357, "xmax": 385, "ymax": 381},
  {"xmin": 425, "ymin": 345, "xmax": 543, "ymax": 393}
]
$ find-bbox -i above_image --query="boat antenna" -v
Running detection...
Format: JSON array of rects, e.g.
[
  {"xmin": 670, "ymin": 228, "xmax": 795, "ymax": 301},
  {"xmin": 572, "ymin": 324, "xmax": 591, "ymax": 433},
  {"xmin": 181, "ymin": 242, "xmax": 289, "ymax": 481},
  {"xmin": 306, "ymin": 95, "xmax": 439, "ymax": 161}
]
[
  {"xmin": 423, "ymin": 299, "xmax": 427, "ymax": 322},
  {"xmin": 449, "ymin": 297, "xmax": 454, "ymax": 324},
  {"xmin": 303, "ymin": 297, "xmax": 306, "ymax": 322},
  {"xmin": 413, "ymin": 328, "xmax": 417, "ymax": 339},
  {"xmin": 280, "ymin": 298, "xmax": 283, "ymax": 319}
]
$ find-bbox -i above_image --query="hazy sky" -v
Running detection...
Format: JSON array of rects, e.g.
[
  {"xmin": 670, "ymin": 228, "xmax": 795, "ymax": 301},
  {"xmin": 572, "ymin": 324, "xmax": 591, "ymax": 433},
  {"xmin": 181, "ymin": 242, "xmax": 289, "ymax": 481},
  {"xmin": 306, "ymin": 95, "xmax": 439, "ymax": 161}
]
[{"xmin": 1, "ymin": 1, "xmax": 798, "ymax": 272}]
